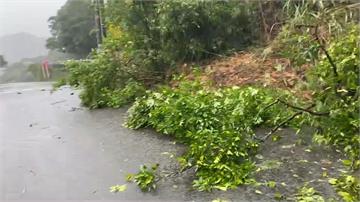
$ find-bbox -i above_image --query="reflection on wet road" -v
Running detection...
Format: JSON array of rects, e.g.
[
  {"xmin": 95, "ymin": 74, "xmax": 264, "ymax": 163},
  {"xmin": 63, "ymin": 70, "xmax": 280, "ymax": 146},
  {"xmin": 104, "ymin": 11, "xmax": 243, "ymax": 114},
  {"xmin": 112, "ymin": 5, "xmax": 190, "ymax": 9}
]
[
  {"xmin": 0, "ymin": 82, "xmax": 268, "ymax": 202},
  {"xmin": 0, "ymin": 83, "xmax": 197, "ymax": 201}
]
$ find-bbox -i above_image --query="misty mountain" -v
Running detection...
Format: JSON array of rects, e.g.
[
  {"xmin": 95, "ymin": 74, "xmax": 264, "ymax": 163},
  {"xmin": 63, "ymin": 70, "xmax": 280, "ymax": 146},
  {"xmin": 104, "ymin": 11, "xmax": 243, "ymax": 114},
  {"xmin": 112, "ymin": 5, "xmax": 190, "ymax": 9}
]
[{"xmin": 0, "ymin": 32, "xmax": 48, "ymax": 64}]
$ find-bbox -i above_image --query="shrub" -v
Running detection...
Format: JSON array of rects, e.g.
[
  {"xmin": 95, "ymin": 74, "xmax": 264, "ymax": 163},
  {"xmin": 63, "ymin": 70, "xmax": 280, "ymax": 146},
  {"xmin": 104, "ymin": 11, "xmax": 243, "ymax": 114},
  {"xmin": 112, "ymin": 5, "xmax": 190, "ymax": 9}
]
[
  {"xmin": 155, "ymin": 0, "xmax": 259, "ymax": 63},
  {"xmin": 270, "ymin": 1, "xmax": 359, "ymax": 167},
  {"xmin": 271, "ymin": 1, "xmax": 359, "ymax": 68},
  {"xmin": 62, "ymin": 21, "xmax": 151, "ymax": 109},
  {"xmin": 126, "ymin": 164, "xmax": 159, "ymax": 192},
  {"xmin": 126, "ymin": 78, "xmax": 292, "ymax": 191},
  {"xmin": 98, "ymin": 79, "xmax": 146, "ymax": 108},
  {"xmin": 329, "ymin": 175, "xmax": 360, "ymax": 202},
  {"xmin": 106, "ymin": 0, "xmax": 260, "ymax": 66},
  {"xmin": 307, "ymin": 24, "xmax": 360, "ymax": 167},
  {"xmin": 63, "ymin": 0, "xmax": 262, "ymax": 109}
]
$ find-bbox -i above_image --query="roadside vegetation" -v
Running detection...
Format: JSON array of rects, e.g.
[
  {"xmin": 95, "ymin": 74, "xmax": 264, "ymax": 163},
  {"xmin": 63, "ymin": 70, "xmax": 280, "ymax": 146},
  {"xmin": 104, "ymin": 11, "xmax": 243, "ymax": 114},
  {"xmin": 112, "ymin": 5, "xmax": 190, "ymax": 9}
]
[
  {"xmin": 0, "ymin": 51, "xmax": 71, "ymax": 83},
  {"xmin": 54, "ymin": 0, "xmax": 359, "ymax": 201}
]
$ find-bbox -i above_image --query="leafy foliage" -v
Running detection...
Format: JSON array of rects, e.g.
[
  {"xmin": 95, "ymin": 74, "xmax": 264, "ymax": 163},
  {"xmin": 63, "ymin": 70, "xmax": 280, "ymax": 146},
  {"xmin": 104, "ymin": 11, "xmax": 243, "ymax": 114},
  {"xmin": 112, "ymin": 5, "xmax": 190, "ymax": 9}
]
[
  {"xmin": 305, "ymin": 24, "xmax": 360, "ymax": 166},
  {"xmin": 295, "ymin": 184, "xmax": 325, "ymax": 202},
  {"xmin": 127, "ymin": 164, "xmax": 159, "ymax": 192},
  {"xmin": 57, "ymin": 1, "xmax": 359, "ymax": 197},
  {"xmin": 271, "ymin": 1, "xmax": 360, "ymax": 168},
  {"xmin": 328, "ymin": 175, "xmax": 360, "ymax": 202},
  {"xmin": 126, "ymin": 77, "xmax": 293, "ymax": 191},
  {"xmin": 106, "ymin": 0, "xmax": 260, "ymax": 65},
  {"xmin": 97, "ymin": 79, "xmax": 146, "ymax": 108},
  {"xmin": 62, "ymin": 0, "xmax": 262, "ymax": 109},
  {"xmin": 155, "ymin": 0, "xmax": 259, "ymax": 63},
  {"xmin": 47, "ymin": 0, "xmax": 97, "ymax": 57},
  {"xmin": 109, "ymin": 184, "xmax": 127, "ymax": 193},
  {"xmin": 52, "ymin": 78, "xmax": 67, "ymax": 90},
  {"xmin": 66, "ymin": 59, "xmax": 145, "ymax": 108},
  {"xmin": 63, "ymin": 28, "xmax": 146, "ymax": 109},
  {"xmin": 271, "ymin": 0, "xmax": 359, "ymax": 68}
]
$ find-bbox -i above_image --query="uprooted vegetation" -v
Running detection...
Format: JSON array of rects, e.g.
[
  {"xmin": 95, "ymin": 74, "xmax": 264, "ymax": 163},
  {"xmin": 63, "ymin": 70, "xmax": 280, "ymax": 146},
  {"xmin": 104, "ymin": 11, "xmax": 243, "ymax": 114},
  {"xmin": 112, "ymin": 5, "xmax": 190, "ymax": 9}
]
[{"xmin": 56, "ymin": 0, "xmax": 359, "ymax": 201}]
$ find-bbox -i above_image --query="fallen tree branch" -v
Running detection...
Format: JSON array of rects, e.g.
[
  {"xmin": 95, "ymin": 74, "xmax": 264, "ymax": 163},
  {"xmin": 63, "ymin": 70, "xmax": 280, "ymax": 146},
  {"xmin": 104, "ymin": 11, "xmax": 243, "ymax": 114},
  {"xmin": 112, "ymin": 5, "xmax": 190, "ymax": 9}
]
[
  {"xmin": 254, "ymin": 99, "xmax": 330, "ymax": 142},
  {"xmin": 261, "ymin": 98, "xmax": 329, "ymax": 116},
  {"xmin": 314, "ymin": 25, "xmax": 339, "ymax": 78},
  {"xmin": 277, "ymin": 99, "xmax": 329, "ymax": 116},
  {"xmin": 262, "ymin": 99, "xmax": 281, "ymax": 112},
  {"xmin": 260, "ymin": 104, "xmax": 316, "ymax": 141},
  {"xmin": 295, "ymin": 24, "xmax": 341, "ymax": 92}
]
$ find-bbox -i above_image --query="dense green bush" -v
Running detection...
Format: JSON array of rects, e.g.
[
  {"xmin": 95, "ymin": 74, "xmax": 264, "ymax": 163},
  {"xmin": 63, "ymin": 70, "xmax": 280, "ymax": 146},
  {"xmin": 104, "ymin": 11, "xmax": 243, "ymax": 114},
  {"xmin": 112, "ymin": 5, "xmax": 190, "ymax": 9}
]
[
  {"xmin": 156, "ymin": 0, "xmax": 259, "ymax": 62},
  {"xmin": 271, "ymin": 0, "xmax": 359, "ymax": 67},
  {"xmin": 64, "ymin": 33, "xmax": 146, "ymax": 108},
  {"xmin": 126, "ymin": 77, "xmax": 293, "ymax": 191},
  {"xmin": 306, "ymin": 25, "xmax": 360, "ymax": 166},
  {"xmin": 63, "ymin": 0, "xmax": 261, "ymax": 109},
  {"xmin": 269, "ymin": 0, "xmax": 360, "ymax": 167},
  {"xmin": 106, "ymin": 0, "xmax": 260, "ymax": 66},
  {"xmin": 66, "ymin": 58, "xmax": 145, "ymax": 108},
  {"xmin": 97, "ymin": 79, "xmax": 146, "ymax": 108}
]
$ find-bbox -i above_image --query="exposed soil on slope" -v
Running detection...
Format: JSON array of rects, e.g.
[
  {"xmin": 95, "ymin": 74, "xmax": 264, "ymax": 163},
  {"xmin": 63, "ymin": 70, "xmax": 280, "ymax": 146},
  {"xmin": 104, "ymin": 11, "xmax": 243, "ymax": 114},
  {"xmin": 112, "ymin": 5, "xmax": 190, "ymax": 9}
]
[
  {"xmin": 206, "ymin": 52, "xmax": 299, "ymax": 88},
  {"xmin": 180, "ymin": 51, "xmax": 314, "ymax": 100}
]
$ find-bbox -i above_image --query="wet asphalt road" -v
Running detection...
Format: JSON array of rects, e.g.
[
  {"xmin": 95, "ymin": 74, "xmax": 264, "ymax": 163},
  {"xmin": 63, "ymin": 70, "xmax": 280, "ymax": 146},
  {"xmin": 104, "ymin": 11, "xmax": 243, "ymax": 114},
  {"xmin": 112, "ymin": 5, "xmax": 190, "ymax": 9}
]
[
  {"xmin": 0, "ymin": 83, "xmax": 183, "ymax": 201},
  {"xmin": 1, "ymin": 82, "xmax": 343, "ymax": 202},
  {"xmin": 0, "ymin": 83, "xmax": 253, "ymax": 202}
]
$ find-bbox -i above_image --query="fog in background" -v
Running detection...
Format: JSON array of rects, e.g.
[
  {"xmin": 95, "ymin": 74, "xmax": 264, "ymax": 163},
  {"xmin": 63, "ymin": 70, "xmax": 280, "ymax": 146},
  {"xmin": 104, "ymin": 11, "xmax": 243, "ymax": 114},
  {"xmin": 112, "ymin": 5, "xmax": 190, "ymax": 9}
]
[{"xmin": 0, "ymin": 0, "xmax": 67, "ymax": 38}]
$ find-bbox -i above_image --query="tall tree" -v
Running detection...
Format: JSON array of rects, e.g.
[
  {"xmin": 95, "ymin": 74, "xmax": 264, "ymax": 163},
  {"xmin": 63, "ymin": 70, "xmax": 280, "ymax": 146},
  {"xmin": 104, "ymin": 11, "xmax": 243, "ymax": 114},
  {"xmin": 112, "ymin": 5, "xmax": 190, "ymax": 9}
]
[
  {"xmin": 0, "ymin": 55, "xmax": 7, "ymax": 67},
  {"xmin": 47, "ymin": 0, "xmax": 97, "ymax": 57}
]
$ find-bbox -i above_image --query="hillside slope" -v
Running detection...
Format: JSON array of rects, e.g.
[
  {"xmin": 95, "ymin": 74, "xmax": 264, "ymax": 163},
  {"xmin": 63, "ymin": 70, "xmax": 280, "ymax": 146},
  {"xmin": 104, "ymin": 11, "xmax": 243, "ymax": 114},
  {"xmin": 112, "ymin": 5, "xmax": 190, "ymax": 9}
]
[{"xmin": 0, "ymin": 32, "xmax": 48, "ymax": 64}]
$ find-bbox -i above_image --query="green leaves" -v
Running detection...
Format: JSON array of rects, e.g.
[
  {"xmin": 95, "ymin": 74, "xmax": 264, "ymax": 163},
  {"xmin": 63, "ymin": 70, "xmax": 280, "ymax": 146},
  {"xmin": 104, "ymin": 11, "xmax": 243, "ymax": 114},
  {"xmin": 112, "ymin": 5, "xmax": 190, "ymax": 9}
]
[
  {"xmin": 128, "ymin": 164, "xmax": 159, "ymax": 192},
  {"xmin": 307, "ymin": 24, "xmax": 360, "ymax": 166},
  {"xmin": 154, "ymin": 0, "xmax": 259, "ymax": 63},
  {"xmin": 329, "ymin": 175, "xmax": 360, "ymax": 202},
  {"xmin": 110, "ymin": 184, "xmax": 127, "ymax": 193},
  {"xmin": 47, "ymin": 0, "xmax": 97, "ymax": 57},
  {"xmin": 328, "ymin": 178, "xmax": 337, "ymax": 185},
  {"xmin": 126, "ymin": 78, "xmax": 292, "ymax": 191},
  {"xmin": 295, "ymin": 184, "xmax": 325, "ymax": 202},
  {"xmin": 64, "ymin": 54, "xmax": 146, "ymax": 109}
]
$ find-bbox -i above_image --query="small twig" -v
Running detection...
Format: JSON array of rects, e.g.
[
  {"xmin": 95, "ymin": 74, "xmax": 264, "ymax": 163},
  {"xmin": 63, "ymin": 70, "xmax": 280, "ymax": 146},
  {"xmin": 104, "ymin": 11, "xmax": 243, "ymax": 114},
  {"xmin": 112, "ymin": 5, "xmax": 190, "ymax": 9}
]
[
  {"xmin": 199, "ymin": 49, "xmax": 232, "ymax": 59},
  {"xmin": 294, "ymin": 24, "xmax": 339, "ymax": 78},
  {"xmin": 319, "ymin": 45, "xmax": 339, "ymax": 77},
  {"xmin": 50, "ymin": 100, "xmax": 66, "ymax": 105},
  {"xmin": 294, "ymin": 24, "xmax": 317, "ymax": 28},
  {"xmin": 262, "ymin": 98, "xmax": 329, "ymax": 116},
  {"xmin": 160, "ymin": 165, "xmax": 193, "ymax": 181},
  {"xmin": 255, "ymin": 98, "xmax": 330, "ymax": 142},
  {"xmin": 277, "ymin": 99, "xmax": 329, "ymax": 116},
  {"xmin": 269, "ymin": 22, "xmax": 285, "ymax": 36},
  {"xmin": 261, "ymin": 112, "xmax": 302, "ymax": 141},
  {"xmin": 314, "ymin": 25, "xmax": 339, "ymax": 78},
  {"xmin": 262, "ymin": 99, "xmax": 281, "ymax": 112},
  {"xmin": 260, "ymin": 104, "xmax": 315, "ymax": 141}
]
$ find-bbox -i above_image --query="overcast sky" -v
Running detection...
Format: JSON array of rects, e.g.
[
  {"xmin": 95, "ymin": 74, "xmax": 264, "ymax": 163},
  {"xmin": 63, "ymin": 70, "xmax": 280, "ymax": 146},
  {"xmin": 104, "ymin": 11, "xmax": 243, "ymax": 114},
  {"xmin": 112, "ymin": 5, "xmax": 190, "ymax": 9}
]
[{"xmin": 0, "ymin": 0, "xmax": 67, "ymax": 38}]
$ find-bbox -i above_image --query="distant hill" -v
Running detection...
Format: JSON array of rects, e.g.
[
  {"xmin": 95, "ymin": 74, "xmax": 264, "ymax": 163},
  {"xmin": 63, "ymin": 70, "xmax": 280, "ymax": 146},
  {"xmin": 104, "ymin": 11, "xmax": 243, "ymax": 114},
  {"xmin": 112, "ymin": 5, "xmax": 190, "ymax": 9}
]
[{"xmin": 0, "ymin": 32, "xmax": 48, "ymax": 64}]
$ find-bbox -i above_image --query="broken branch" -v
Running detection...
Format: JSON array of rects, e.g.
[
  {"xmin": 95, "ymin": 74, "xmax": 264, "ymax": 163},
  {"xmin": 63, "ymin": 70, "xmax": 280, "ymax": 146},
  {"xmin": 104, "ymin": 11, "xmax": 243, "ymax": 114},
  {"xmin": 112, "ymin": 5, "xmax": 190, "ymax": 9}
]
[
  {"xmin": 260, "ymin": 104, "xmax": 315, "ymax": 141},
  {"xmin": 277, "ymin": 99, "xmax": 329, "ymax": 116}
]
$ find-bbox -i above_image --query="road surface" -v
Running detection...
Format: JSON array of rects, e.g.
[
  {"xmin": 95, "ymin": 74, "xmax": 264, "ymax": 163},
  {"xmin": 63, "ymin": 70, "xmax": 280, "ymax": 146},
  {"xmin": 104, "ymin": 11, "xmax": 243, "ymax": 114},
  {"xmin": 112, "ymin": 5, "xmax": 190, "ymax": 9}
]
[
  {"xmin": 0, "ymin": 82, "xmax": 251, "ymax": 202},
  {"xmin": 0, "ymin": 82, "xmax": 346, "ymax": 202}
]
